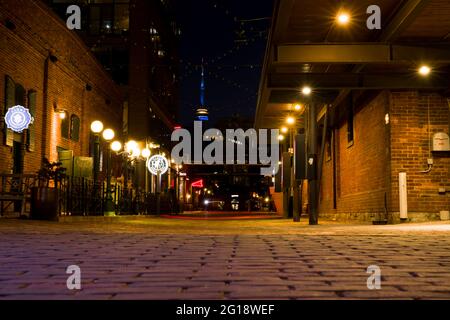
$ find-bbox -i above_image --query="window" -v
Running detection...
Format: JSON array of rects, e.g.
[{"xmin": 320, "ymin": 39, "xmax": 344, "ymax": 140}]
[
  {"xmin": 61, "ymin": 111, "xmax": 70, "ymax": 139},
  {"xmin": 15, "ymin": 84, "xmax": 26, "ymax": 105},
  {"xmin": 70, "ymin": 114, "xmax": 80, "ymax": 142},
  {"xmin": 326, "ymin": 129, "xmax": 332, "ymax": 162},
  {"xmin": 347, "ymin": 100, "xmax": 354, "ymax": 146},
  {"xmin": 87, "ymin": 1, "xmax": 130, "ymax": 36}
]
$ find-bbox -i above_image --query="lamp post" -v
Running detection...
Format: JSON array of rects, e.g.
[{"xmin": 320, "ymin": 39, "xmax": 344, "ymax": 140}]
[
  {"xmin": 147, "ymin": 154, "xmax": 169, "ymax": 216},
  {"xmin": 141, "ymin": 147, "xmax": 151, "ymax": 193},
  {"xmin": 103, "ymin": 128, "xmax": 115, "ymax": 216},
  {"xmin": 90, "ymin": 120, "xmax": 104, "ymax": 211},
  {"xmin": 124, "ymin": 140, "xmax": 142, "ymax": 190}
]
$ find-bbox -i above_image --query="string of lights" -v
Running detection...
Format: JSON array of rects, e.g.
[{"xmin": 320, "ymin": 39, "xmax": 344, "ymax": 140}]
[{"xmin": 180, "ymin": 30, "xmax": 266, "ymax": 80}]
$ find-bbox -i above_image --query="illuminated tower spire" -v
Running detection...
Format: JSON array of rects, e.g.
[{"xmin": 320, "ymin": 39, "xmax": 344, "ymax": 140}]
[
  {"xmin": 200, "ymin": 60, "xmax": 205, "ymax": 106},
  {"xmin": 196, "ymin": 58, "xmax": 209, "ymax": 121}
]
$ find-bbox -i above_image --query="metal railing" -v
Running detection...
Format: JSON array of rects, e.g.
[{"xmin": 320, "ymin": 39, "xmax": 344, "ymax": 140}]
[
  {"xmin": 59, "ymin": 177, "xmax": 173, "ymax": 216},
  {"xmin": 0, "ymin": 174, "xmax": 174, "ymax": 217},
  {"xmin": 0, "ymin": 174, "xmax": 38, "ymax": 216}
]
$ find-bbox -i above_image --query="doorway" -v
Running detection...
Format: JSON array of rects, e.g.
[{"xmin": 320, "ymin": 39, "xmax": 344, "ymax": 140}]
[
  {"xmin": 13, "ymin": 141, "xmax": 24, "ymax": 174},
  {"xmin": 12, "ymin": 141, "xmax": 24, "ymax": 212}
]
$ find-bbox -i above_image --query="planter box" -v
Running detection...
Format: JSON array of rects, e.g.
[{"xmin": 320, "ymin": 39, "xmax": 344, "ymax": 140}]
[{"xmin": 31, "ymin": 187, "xmax": 59, "ymax": 221}]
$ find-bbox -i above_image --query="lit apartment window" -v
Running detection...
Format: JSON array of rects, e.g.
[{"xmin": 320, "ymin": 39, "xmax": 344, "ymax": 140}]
[
  {"xmin": 88, "ymin": 1, "xmax": 130, "ymax": 35},
  {"xmin": 157, "ymin": 50, "xmax": 166, "ymax": 58}
]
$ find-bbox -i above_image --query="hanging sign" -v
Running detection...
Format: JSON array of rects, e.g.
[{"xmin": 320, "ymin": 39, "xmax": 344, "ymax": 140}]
[
  {"xmin": 4, "ymin": 105, "xmax": 34, "ymax": 133},
  {"xmin": 147, "ymin": 155, "xmax": 169, "ymax": 176}
]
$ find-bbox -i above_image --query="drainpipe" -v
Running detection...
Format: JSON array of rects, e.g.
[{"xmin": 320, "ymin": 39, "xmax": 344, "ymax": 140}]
[
  {"xmin": 420, "ymin": 95, "xmax": 433, "ymax": 174},
  {"xmin": 41, "ymin": 55, "xmax": 50, "ymax": 162}
]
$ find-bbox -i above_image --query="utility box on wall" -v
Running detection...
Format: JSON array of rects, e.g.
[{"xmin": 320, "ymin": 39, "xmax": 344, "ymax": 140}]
[{"xmin": 432, "ymin": 132, "xmax": 450, "ymax": 151}]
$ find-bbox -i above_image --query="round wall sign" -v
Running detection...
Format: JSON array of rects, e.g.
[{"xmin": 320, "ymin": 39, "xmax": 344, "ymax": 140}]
[
  {"xmin": 4, "ymin": 105, "xmax": 34, "ymax": 133},
  {"xmin": 147, "ymin": 155, "xmax": 169, "ymax": 176}
]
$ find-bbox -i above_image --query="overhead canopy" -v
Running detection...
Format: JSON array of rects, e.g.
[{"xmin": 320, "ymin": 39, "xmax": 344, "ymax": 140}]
[{"xmin": 255, "ymin": 0, "xmax": 450, "ymax": 129}]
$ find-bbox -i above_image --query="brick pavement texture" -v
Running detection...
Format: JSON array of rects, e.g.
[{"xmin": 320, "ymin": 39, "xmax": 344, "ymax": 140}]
[{"xmin": 0, "ymin": 218, "xmax": 450, "ymax": 300}]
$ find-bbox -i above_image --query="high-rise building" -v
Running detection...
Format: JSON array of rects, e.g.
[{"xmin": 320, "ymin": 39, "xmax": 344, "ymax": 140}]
[{"xmin": 46, "ymin": 0, "xmax": 181, "ymax": 148}]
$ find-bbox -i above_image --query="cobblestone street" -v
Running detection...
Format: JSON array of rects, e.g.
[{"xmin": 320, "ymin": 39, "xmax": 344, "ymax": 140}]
[{"xmin": 1, "ymin": 217, "xmax": 450, "ymax": 300}]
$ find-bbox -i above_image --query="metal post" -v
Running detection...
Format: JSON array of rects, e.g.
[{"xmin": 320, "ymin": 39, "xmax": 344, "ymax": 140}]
[
  {"xmin": 145, "ymin": 161, "xmax": 149, "ymax": 193},
  {"xmin": 93, "ymin": 134, "xmax": 100, "ymax": 215},
  {"xmin": 93, "ymin": 134, "xmax": 100, "ymax": 187},
  {"xmin": 156, "ymin": 172, "xmax": 161, "ymax": 215},
  {"xmin": 104, "ymin": 146, "xmax": 115, "ymax": 216},
  {"xmin": 282, "ymin": 152, "xmax": 291, "ymax": 219},
  {"xmin": 175, "ymin": 171, "xmax": 180, "ymax": 214},
  {"xmin": 291, "ymin": 128, "xmax": 301, "ymax": 222},
  {"xmin": 308, "ymin": 103, "xmax": 319, "ymax": 225},
  {"xmin": 293, "ymin": 182, "xmax": 300, "ymax": 222}
]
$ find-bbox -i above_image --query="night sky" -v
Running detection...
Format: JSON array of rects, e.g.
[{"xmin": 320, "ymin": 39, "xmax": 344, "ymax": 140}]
[{"xmin": 173, "ymin": 0, "xmax": 274, "ymax": 127}]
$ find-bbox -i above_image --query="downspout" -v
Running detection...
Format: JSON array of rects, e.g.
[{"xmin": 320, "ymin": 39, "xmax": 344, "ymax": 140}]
[
  {"xmin": 41, "ymin": 55, "xmax": 50, "ymax": 162},
  {"xmin": 419, "ymin": 95, "xmax": 433, "ymax": 173},
  {"xmin": 332, "ymin": 129, "xmax": 337, "ymax": 210},
  {"xmin": 384, "ymin": 91, "xmax": 392, "ymax": 223}
]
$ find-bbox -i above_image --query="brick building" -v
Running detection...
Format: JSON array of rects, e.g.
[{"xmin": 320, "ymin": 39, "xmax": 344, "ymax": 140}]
[
  {"xmin": 0, "ymin": 0, "xmax": 123, "ymax": 175},
  {"xmin": 319, "ymin": 90, "xmax": 450, "ymax": 222},
  {"xmin": 46, "ymin": 0, "xmax": 181, "ymax": 147},
  {"xmin": 256, "ymin": 0, "xmax": 450, "ymax": 223}
]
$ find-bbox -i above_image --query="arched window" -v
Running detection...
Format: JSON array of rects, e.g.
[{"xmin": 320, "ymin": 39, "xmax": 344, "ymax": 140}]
[{"xmin": 70, "ymin": 114, "xmax": 80, "ymax": 142}]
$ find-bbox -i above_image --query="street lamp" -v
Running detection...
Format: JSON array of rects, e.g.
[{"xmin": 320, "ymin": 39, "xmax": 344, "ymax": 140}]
[
  {"xmin": 90, "ymin": 120, "xmax": 104, "ymax": 205},
  {"xmin": 103, "ymin": 128, "xmax": 115, "ymax": 217},
  {"xmin": 286, "ymin": 116, "xmax": 296, "ymax": 125},
  {"xmin": 111, "ymin": 141, "xmax": 122, "ymax": 153},
  {"xmin": 302, "ymin": 86, "xmax": 312, "ymax": 96},
  {"xmin": 336, "ymin": 12, "xmax": 350, "ymax": 26},
  {"xmin": 141, "ymin": 148, "xmax": 151, "ymax": 159},
  {"xmin": 418, "ymin": 65, "xmax": 431, "ymax": 76},
  {"xmin": 126, "ymin": 140, "xmax": 141, "ymax": 158},
  {"xmin": 102, "ymin": 128, "xmax": 115, "ymax": 141},
  {"xmin": 91, "ymin": 120, "xmax": 104, "ymax": 134},
  {"xmin": 125, "ymin": 140, "xmax": 138, "ymax": 154},
  {"xmin": 294, "ymin": 104, "xmax": 305, "ymax": 112}
]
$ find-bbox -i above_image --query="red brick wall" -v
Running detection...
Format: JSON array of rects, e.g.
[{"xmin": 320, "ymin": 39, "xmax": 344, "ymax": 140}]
[
  {"xmin": 389, "ymin": 92, "xmax": 450, "ymax": 217},
  {"xmin": 0, "ymin": 0, "xmax": 123, "ymax": 174},
  {"xmin": 320, "ymin": 91, "xmax": 390, "ymax": 219},
  {"xmin": 319, "ymin": 89, "xmax": 450, "ymax": 221}
]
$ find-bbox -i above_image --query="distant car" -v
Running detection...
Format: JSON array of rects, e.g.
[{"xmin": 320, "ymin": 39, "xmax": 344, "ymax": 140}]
[{"xmin": 203, "ymin": 199, "xmax": 225, "ymax": 211}]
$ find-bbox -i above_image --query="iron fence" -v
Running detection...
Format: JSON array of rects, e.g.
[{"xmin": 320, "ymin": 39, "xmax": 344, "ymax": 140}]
[
  {"xmin": 60, "ymin": 177, "xmax": 174, "ymax": 216},
  {"xmin": 0, "ymin": 174, "xmax": 175, "ymax": 217}
]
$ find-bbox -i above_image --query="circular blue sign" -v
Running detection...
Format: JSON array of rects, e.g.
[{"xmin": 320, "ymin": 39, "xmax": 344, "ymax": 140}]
[{"xmin": 4, "ymin": 105, "xmax": 33, "ymax": 133}]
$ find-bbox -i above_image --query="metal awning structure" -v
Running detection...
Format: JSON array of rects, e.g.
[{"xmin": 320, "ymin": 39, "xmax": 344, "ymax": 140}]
[{"xmin": 255, "ymin": 0, "xmax": 450, "ymax": 129}]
